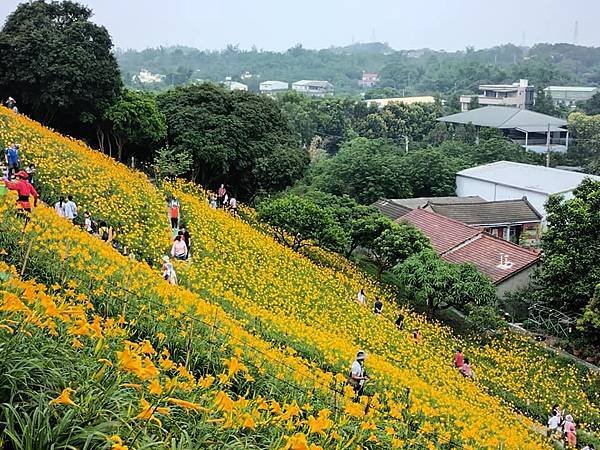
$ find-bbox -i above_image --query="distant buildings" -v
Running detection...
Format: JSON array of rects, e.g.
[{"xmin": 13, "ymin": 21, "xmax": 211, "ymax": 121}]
[
  {"xmin": 438, "ymin": 106, "xmax": 568, "ymax": 153},
  {"xmin": 543, "ymin": 86, "xmax": 598, "ymax": 107},
  {"xmin": 259, "ymin": 80, "xmax": 289, "ymax": 96},
  {"xmin": 132, "ymin": 69, "xmax": 164, "ymax": 84},
  {"xmin": 292, "ymin": 80, "xmax": 334, "ymax": 97},
  {"xmin": 456, "ymin": 161, "xmax": 600, "ymax": 218},
  {"xmin": 365, "ymin": 96, "xmax": 436, "ymax": 108},
  {"xmin": 460, "ymin": 79, "xmax": 534, "ymax": 111},
  {"xmin": 358, "ymin": 71, "xmax": 379, "ymax": 88},
  {"xmin": 222, "ymin": 80, "xmax": 248, "ymax": 91}
]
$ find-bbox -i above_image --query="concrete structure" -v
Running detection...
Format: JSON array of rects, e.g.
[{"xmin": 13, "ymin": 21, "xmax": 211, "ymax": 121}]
[
  {"xmin": 365, "ymin": 96, "xmax": 436, "ymax": 108},
  {"xmin": 543, "ymin": 86, "xmax": 598, "ymax": 107},
  {"xmin": 438, "ymin": 106, "xmax": 569, "ymax": 153},
  {"xmin": 292, "ymin": 80, "xmax": 334, "ymax": 97},
  {"xmin": 133, "ymin": 69, "xmax": 164, "ymax": 84},
  {"xmin": 222, "ymin": 80, "xmax": 248, "ymax": 91},
  {"xmin": 460, "ymin": 79, "xmax": 534, "ymax": 111},
  {"xmin": 456, "ymin": 161, "xmax": 600, "ymax": 218},
  {"xmin": 259, "ymin": 80, "xmax": 289, "ymax": 96},
  {"xmin": 358, "ymin": 71, "xmax": 379, "ymax": 88},
  {"xmin": 401, "ymin": 209, "xmax": 540, "ymax": 297}
]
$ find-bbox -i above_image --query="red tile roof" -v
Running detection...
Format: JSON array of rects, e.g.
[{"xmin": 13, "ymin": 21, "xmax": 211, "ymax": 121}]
[
  {"xmin": 399, "ymin": 208, "xmax": 540, "ymax": 284},
  {"xmin": 443, "ymin": 234, "xmax": 540, "ymax": 284},
  {"xmin": 400, "ymin": 209, "xmax": 480, "ymax": 254}
]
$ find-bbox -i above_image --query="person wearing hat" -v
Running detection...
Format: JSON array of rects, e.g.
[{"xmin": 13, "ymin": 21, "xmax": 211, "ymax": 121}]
[
  {"xmin": 3, "ymin": 170, "xmax": 39, "ymax": 212},
  {"xmin": 348, "ymin": 350, "xmax": 370, "ymax": 397},
  {"xmin": 161, "ymin": 255, "xmax": 177, "ymax": 285}
]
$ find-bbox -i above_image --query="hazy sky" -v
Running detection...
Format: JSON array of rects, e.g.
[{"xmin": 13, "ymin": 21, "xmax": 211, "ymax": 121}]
[{"xmin": 0, "ymin": 0, "xmax": 598, "ymax": 52}]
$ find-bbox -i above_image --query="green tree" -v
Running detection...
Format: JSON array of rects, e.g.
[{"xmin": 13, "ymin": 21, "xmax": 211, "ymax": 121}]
[
  {"xmin": 582, "ymin": 92, "xmax": 600, "ymax": 115},
  {"xmin": 102, "ymin": 90, "xmax": 166, "ymax": 161},
  {"xmin": 370, "ymin": 222, "xmax": 431, "ymax": 278},
  {"xmin": 533, "ymin": 178, "xmax": 600, "ymax": 313},
  {"xmin": 0, "ymin": 0, "xmax": 122, "ymax": 133},
  {"xmin": 395, "ymin": 249, "xmax": 497, "ymax": 316},
  {"xmin": 468, "ymin": 96, "xmax": 480, "ymax": 110},
  {"xmin": 532, "ymin": 87, "xmax": 560, "ymax": 117},
  {"xmin": 252, "ymin": 146, "xmax": 310, "ymax": 196},
  {"xmin": 567, "ymin": 112, "xmax": 600, "ymax": 167},
  {"xmin": 579, "ymin": 284, "xmax": 600, "ymax": 348},
  {"xmin": 153, "ymin": 145, "xmax": 192, "ymax": 180},
  {"xmin": 257, "ymin": 195, "xmax": 347, "ymax": 252},
  {"xmin": 347, "ymin": 213, "xmax": 392, "ymax": 258},
  {"xmin": 404, "ymin": 148, "xmax": 466, "ymax": 197}
]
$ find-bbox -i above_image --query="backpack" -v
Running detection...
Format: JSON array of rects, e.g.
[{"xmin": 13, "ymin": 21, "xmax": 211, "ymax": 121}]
[{"xmin": 100, "ymin": 227, "xmax": 109, "ymax": 241}]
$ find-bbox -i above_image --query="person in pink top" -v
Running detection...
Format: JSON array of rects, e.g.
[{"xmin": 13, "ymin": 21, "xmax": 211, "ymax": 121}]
[
  {"xmin": 563, "ymin": 414, "xmax": 577, "ymax": 448},
  {"xmin": 459, "ymin": 358, "xmax": 474, "ymax": 379},
  {"xmin": 171, "ymin": 235, "xmax": 188, "ymax": 260},
  {"xmin": 454, "ymin": 348, "xmax": 464, "ymax": 368}
]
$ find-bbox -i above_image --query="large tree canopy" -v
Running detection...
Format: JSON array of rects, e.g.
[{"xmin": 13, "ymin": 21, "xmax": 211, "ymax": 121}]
[
  {"xmin": 157, "ymin": 83, "xmax": 305, "ymax": 200},
  {"xmin": 0, "ymin": 0, "xmax": 122, "ymax": 133}
]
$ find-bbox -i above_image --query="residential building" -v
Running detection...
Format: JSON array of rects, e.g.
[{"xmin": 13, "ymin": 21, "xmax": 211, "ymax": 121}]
[
  {"xmin": 456, "ymin": 161, "xmax": 600, "ymax": 218},
  {"xmin": 543, "ymin": 86, "xmax": 598, "ymax": 107},
  {"xmin": 438, "ymin": 106, "xmax": 569, "ymax": 153},
  {"xmin": 400, "ymin": 209, "xmax": 540, "ymax": 297},
  {"xmin": 133, "ymin": 69, "xmax": 165, "ymax": 84},
  {"xmin": 364, "ymin": 96, "xmax": 436, "ymax": 108},
  {"xmin": 292, "ymin": 80, "xmax": 334, "ymax": 97},
  {"xmin": 372, "ymin": 196, "xmax": 484, "ymax": 220},
  {"xmin": 423, "ymin": 198, "xmax": 542, "ymax": 246},
  {"xmin": 358, "ymin": 71, "xmax": 379, "ymax": 88},
  {"xmin": 259, "ymin": 80, "xmax": 289, "ymax": 96},
  {"xmin": 460, "ymin": 79, "xmax": 534, "ymax": 111},
  {"xmin": 222, "ymin": 80, "xmax": 248, "ymax": 91}
]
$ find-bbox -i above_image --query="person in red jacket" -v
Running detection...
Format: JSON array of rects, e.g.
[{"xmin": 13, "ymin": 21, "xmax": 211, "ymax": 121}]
[{"xmin": 3, "ymin": 170, "xmax": 39, "ymax": 212}]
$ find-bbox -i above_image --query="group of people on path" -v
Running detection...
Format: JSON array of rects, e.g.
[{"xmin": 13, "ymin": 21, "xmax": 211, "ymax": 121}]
[
  {"xmin": 210, "ymin": 183, "xmax": 238, "ymax": 217},
  {"xmin": 547, "ymin": 404, "xmax": 592, "ymax": 449},
  {"xmin": 54, "ymin": 195, "xmax": 78, "ymax": 221},
  {"xmin": 4, "ymin": 96, "xmax": 18, "ymax": 114}
]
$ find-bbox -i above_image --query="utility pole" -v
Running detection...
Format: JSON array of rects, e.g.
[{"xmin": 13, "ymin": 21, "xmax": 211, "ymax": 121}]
[{"xmin": 545, "ymin": 123, "xmax": 551, "ymax": 167}]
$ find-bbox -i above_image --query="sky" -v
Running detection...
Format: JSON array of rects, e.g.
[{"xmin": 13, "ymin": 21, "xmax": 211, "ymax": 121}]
[{"xmin": 0, "ymin": 0, "xmax": 598, "ymax": 52}]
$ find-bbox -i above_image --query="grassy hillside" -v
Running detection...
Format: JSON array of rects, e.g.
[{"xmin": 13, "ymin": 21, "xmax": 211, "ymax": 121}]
[{"xmin": 0, "ymin": 106, "xmax": 598, "ymax": 448}]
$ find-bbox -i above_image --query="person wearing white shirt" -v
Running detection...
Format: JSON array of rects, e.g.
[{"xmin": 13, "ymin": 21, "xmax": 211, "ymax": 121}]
[
  {"xmin": 64, "ymin": 195, "xmax": 78, "ymax": 221},
  {"xmin": 357, "ymin": 289, "xmax": 366, "ymax": 306},
  {"xmin": 547, "ymin": 410, "xmax": 561, "ymax": 438},
  {"xmin": 54, "ymin": 197, "xmax": 66, "ymax": 217},
  {"xmin": 348, "ymin": 350, "xmax": 369, "ymax": 397}
]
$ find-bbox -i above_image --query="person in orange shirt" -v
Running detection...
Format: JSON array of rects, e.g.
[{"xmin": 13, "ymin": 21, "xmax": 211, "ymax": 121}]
[{"xmin": 3, "ymin": 170, "xmax": 39, "ymax": 212}]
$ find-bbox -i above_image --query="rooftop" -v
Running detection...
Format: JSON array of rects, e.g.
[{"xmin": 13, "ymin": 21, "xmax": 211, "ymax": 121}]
[
  {"xmin": 371, "ymin": 199, "xmax": 412, "ymax": 220},
  {"xmin": 365, "ymin": 96, "xmax": 436, "ymax": 107},
  {"xmin": 544, "ymin": 86, "xmax": 598, "ymax": 92},
  {"xmin": 457, "ymin": 161, "xmax": 600, "ymax": 195},
  {"xmin": 292, "ymin": 80, "xmax": 333, "ymax": 88},
  {"xmin": 390, "ymin": 196, "xmax": 484, "ymax": 211},
  {"xmin": 437, "ymin": 106, "xmax": 566, "ymax": 129},
  {"xmin": 400, "ymin": 209, "xmax": 540, "ymax": 284},
  {"xmin": 426, "ymin": 198, "xmax": 542, "ymax": 226}
]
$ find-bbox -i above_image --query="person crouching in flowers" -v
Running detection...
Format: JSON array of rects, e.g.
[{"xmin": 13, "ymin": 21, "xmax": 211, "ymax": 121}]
[
  {"xmin": 459, "ymin": 358, "xmax": 474, "ymax": 380},
  {"xmin": 161, "ymin": 256, "xmax": 177, "ymax": 285}
]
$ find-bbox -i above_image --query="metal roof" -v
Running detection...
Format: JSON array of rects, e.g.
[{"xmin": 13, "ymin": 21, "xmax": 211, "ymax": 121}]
[
  {"xmin": 457, "ymin": 161, "xmax": 600, "ymax": 195},
  {"xmin": 437, "ymin": 106, "xmax": 567, "ymax": 129},
  {"xmin": 371, "ymin": 199, "xmax": 412, "ymax": 220},
  {"xmin": 544, "ymin": 86, "xmax": 598, "ymax": 92},
  {"xmin": 515, "ymin": 125, "xmax": 566, "ymax": 133},
  {"xmin": 389, "ymin": 196, "xmax": 485, "ymax": 211},
  {"xmin": 292, "ymin": 80, "xmax": 333, "ymax": 88},
  {"xmin": 426, "ymin": 199, "xmax": 542, "ymax": 226}
]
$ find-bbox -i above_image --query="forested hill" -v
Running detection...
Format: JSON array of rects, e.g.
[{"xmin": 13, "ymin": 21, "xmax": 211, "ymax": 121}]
[{"xmin": 116, "ymin": 42, "xmax": 600, "ymax": 94}]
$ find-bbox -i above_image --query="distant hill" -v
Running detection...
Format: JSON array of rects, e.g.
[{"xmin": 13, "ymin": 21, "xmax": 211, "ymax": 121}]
[{"xmin": 326, "ymin": 41, "xmax": 395, "ymax": 55}]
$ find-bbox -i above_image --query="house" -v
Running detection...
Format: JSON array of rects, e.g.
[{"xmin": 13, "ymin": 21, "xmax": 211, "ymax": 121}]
[
  {"xmin": 543, "ymin": 86, "xmax": 598, "ymax": 107},
  {"xmin": 438, "ymin": 106, "xmax": 569, "ymax": 153},
  {"xmin": 222, "ymin": 80, "xmax": 248, "ymax": 91},
  {"xmin": 359, "ymin": 72, "xmax": 379, "ymax": 88},
  {"xmin": 456, "ymin": 161, "xmax": 600, "ymax": 218},
  {"xmin": 292, "ymin": 80, "xmax": 334, "ymax": 97},
  {"xmin": 460, "ymin": 79, "xmax": 534, "ymax": 111},
  {"xmin": 423, "ymin": 198, "xmax": 542, "ymax": 246},
  {"xmin": 400, "ymin": 209, "xmax": 541, "ymax": 297},
  {"xmin": 259, "ymin": 81, "xmax": 289, "ymax": 96},
  {"xmin": 133, "ymin": 69, "xmax": 165, "ymax": 84},
  {"xmin": 364, "ymin": 96, "xmax": 436, "ymax": 108},
  {"xmin": 372, "ymin": 196, "xmax": 484, "ymax": 220}
]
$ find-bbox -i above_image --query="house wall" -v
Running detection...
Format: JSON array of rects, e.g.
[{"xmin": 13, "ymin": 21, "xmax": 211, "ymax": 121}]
[
  {"xmin": 456, "ymin": 176, "xmax": 554, "ymax": 217},
  {"xmin": 495, "ymin": 265, "xmax": 537, "ymax": 298}
]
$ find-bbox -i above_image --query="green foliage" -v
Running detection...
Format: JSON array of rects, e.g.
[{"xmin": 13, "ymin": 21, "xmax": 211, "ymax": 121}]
[
  {"xmin": 395, "ymin": 249, "xmax": 497, "ymax": 316},
  {"xmin": 370, "ymin": 222, "xmax": 431, "ymax": 278},
  {"xmin": 468, "ymin": 96, "xmax": 479, "ymax": 110},
  {"xmin": 102, "ymin": 90, "xmax": 166, "ymax": 161},
  {"xmin": 157, "ymin": 83, "xmax": 302, "ymax": 200},
  {"xmin": 256, "ymin": 194, "xmax": 347, "ymax": 252},
  {"xmin": 532, "ymin": 87, "xmax": 560, "ymax": 117},
  {"xmin": 403, "ymin": 148, "xmax": 467, "ymax": 197},
  {"xmin": 153, "ymin": 145, "xmax": 193, "ymax": 179},
  {"xmin": 582, "ymin": 92, "xmax": 600, "ymax": 115},
  {"xmin": 568, "ymin": 112, "xmax": 600, "ymax": 170},
  {"xmin": 579, "ymin": 284, "xmax": 600, "ymax": 348},
  {"xmin": 533, "ymin": 178, "xmax": 600, "ymax": 313},
  {"xmin": 465, "ymin": 305, "xmax": 508, "ymax": 335},
  {"xmin": 0, "ymin": 0, "xmax": 122, "ymax": 133}
]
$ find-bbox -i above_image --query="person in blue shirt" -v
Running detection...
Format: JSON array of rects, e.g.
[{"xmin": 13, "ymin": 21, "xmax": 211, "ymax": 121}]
[{"xmin": 5, "ymin": 143, "xmax": 20, "ymax": 178}]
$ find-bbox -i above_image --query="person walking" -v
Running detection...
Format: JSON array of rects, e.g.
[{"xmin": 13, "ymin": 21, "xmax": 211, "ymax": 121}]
[
  {"xmin": 373, "ymin": 297, "xmax": 383, "ymax": 314},
  {"xmin": 98, "ymin": 221, "xmax": 113, "ymax": 242},
  {"xmin": 5, "ymin": 143, "xmax": 20, "ymax": 178},
  {"xmin": 547, "ymin": 408, "xmax": 561, "ymax": 439},
  {"xmin": 54, "ymin": 196, "xmax": 67, "ymax": 217},
  {"xmin": 217, "ymin": 184, "xmax": 226, "ymax": 208},
  {"xmin": 563, "ymin": 414, "xmax": 577, "ymax": 448},
  {"xmin": 395, "ymin": 313, "xmax": 404, "ymax": 330},
  {"xmin": 357, "ymin": 289, "xmax": 366, "ymax": 306},
  {"xmin": 25, "ymin": 163, "xmax": 36, "ymax": 187},
  {"xmin": 64, "ymin": 195, "xmax": 78, "ymax": 222},
  {"xmin": 171, "ymin": 235, "xmax": 188, "ymax": 260},
  {"xmin": 161, "ymin": 256, "xmax": 177, "ymax": 285},
  {"xmin": 3, "ymin": 170, "xmax": 38, "ymax": 212},
  {"xmin": 348, "ymin": 350, "xmax": 370, "ymax": 397},
  {"xmin": 454, "ymin": 348, "xmax": 464, "ymax": 368},
  {"xmin": 169, "ymin": 198, "xmax": 180, "ymax": 229},
  {"xmin": 412, "ymin": 328, "xmax": 422, "ymax": 343},
  {"xmin": 229, "ymin": 196, "xmax": 238, "ymax": 217},
  {"xmin": 209, "ymin": 194, "xmax": 218, "ymax": 209},
  {"xmin": 83, "ymin": 211, "xmax": 95, "ymax": 233},
  {"xmin": 179, "ymin": 226, "xmax": 191, "ymax": 259}
]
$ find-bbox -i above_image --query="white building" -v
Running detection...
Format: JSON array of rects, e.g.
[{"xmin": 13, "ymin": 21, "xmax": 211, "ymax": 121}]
[
  {"xmin": 222, "ymin": 80, "xmax": 248, "ymax": 91},
  {"xmin": 292, "ymin": 80, "xmax": 334, "ymax": 97},
  {"xmin": 133, "ymin": 69, "xmax": 164, "ymax": 84},
  {"xmin": 456, "ymin": 161, "xmax": 600, "ymax": 218},
  {"xmin": 259, "ymin": 80, "xmax": 289, "ymax": 96},
  {"xmin": 543, "ymin": 86, "xmax": 598, "ymax": 107},
  {"xmin": 460, "ymin": 79, "xmax": 534, "ymax": 111},
  {"xmin": 365, "ymin": 96, "xmax": 436, "ymax": 108}
]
